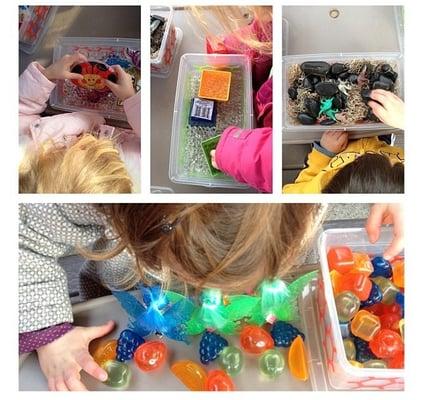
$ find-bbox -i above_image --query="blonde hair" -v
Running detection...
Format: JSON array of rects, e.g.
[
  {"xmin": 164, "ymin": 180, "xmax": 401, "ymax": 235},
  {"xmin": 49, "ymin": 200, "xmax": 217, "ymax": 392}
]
[
  {"xmin": 19, "ymin": 134, "xmax": 133, "ymax": 193},
  {"xmin": 85, "ymin": 204, "xmax": 324, "ymax": 293},
  {"xmin": 188, "ymin": 6, "xmax": 272, "ymax": 57}
]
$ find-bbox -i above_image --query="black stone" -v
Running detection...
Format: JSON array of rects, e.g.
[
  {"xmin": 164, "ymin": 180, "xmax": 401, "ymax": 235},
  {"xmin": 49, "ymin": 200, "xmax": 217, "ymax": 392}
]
[
  {"xmin": 365, "ymin": 63, "xmax": 375, "ymax": 76},
  {"xmin": 338, "ymin": 71, "xmax": 351, "ymax": 80},
  {"xmin": 348, "ymin": 74, "xmax": 358, "ymax": 84},
  {"xmin": 288, "ymin": 87, "xmax": 298, "ymax": 100},
  {"xmin": 380, "ymin": 63, "xmax": 392, "ymax": 73},
  {"xmin": 373, "ymin": 80, "xmax": 391, "ymax": 91},
  {"xmin": 332, "ymin": 95, "xmax": 343, "ymax": 110},
  {"xmin": 300, "ymin": 61, "xmax": 331, "ymax": 77},
  {"xmin": 298, "ymin": 113, "xmax": 316, "ymax": 125},
  {"xmin": 302, "ymin": 77, "xmax": 314, "ymax": 90},
  {"xmin": 370, "ymin": 72, "xmax": 381, "ymax": 84},
  {"xmin": 330, "ymin": 63, "xmax": 348, "ymax": 77},
  {"xmin": 379, "ymin": 75, "xmax": 394, "ymax": 90},
  {"xmin": 315, "ymin": 81, "xmax": 338, "ymax": 97},
  {"xmin": 310, "ymin": 76, "xmax": 321, "ymax": 85},
  {"xmin": 383, "ymin": 70, "xmax": 398, "ymax": 83},
  {"xmin": 304, "ymin": 98, "xmax": 320, "ymax": 118},
  {"xmin": 361, "ymin": 89, "xmax": 372, "ymax": 102},
  {"xmin": 320, "ymin": 119, "xmax": 337, "ymax": 125}
]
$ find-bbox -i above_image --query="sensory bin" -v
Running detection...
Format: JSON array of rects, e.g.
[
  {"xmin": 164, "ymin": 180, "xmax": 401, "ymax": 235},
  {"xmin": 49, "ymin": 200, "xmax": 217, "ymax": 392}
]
[
  {"xmin": 169, "ymin": 54, "xmax": 253, "ymax": 188},
  {"xmin": 151, "ymin": 6, "xmax": 182, "ymax": 78},
  {"xmin": 83, "ymin": 271, "xmax": 318, "ymax": 391},
  {"xmin": 19, "ymin": 6, "xmax": 57, "ymax": 54},
  {"xmin": 283, "ymin": 53, "xmax": 403, "ymax": 131},
  {"xmin": 318, "ymin": 227, "xmax": 404, "ymax": 390},
  {"xmin": 50, "ymin": 37, "xmax": 140, "ymax": 121}
]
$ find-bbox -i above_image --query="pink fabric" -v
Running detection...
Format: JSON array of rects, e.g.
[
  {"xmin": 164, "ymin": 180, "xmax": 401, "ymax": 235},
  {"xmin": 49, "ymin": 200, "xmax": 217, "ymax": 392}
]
[
  {"xmin": 215, "ymin": 126, "xmax": 272, "ymax": 193},
  {"xmin": 19, "ymin": 323, "xmax": 73, "ymax": 354},
  {"xmin": 255, "ymin": 76, "xmax": 272, "ymax": 128},
  {"xmin": 206, "ymin": 19, "xmax": 272, "ymax": 90},
  {"xmin": 19, "ymin": 62, "xmax": 140, "ymax": 148}
]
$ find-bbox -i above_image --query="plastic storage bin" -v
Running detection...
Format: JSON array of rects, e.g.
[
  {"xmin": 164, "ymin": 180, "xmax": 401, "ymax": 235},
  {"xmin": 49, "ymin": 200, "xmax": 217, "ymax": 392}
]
[
  {"xmin": 169, "ymin": 53, "xmax": 253, "ymax": 189},
  {"xmin": 317, "ymin": 226, "xmax": 404, "ymax": 390},
  {"xmin": 50, "ymin": 37, "xmax": 140, "ymax": 121},
  {"xmin": 19, "ymin": 6, "xmax": 57, "ymax": 54},
  {"xmin": 151, "ymin": 6, "xmax": 183, "ymax": 78},
  {"xmin": 282, "ymin": 52, "xmax": 404, "ymax": 134}
]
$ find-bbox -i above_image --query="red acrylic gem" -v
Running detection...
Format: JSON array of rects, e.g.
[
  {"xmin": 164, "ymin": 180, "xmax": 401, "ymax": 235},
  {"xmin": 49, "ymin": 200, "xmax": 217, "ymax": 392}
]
[
  {"xmin": 369, "ymin": 329, "xmax": 404, "ymax": 359},
  {"xmin": 239, "ymin": 325, "xmax": 274, "ymax": 354},
  {"xmin": 387, "ymin": 351, "xmax": 404, "ymax": 369},
  {"xmin": 205, "ymin": 370, "xmax": 235, "ymax": 391},
  {"xmin": 337, "ymin": 273, "xmax": 372, "ymax": 301},
  {"xmin": 379, "ymin": 313, "xmax": 401, "ymax": 332},
  {"xmin": 327, "ymin": 247, "xmax": 354, "ymax": 274}
]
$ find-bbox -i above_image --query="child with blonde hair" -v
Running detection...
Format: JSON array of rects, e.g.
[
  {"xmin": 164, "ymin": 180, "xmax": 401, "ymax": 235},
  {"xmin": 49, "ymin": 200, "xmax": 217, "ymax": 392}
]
[
  {"xmin": 19, "ymin": 53, "xmax": 140, "ymax": 193},
  {"xmin": 189, "ymin": 6, "xmax": 273, "ymax": 192},
  {"xmin": 19, "ymin": 203, "xmax": 403, "ymax": 390}
]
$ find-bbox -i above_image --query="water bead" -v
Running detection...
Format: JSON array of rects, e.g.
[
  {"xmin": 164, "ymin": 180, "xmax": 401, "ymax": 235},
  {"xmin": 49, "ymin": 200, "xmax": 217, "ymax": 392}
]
[
  {"xmin": 350, "ymin": 310, "xmax": 381, "ymax": 341},
  {"xmin": 91, "ymin": 339, "xmax": 117, "ymax": 367},
  {"xmin": 259, "ymin": 349, "xmax": 285, "ymax": 378},
  {"xmin": 134, "ymin": 341, "xmax": 168, "ymax": 372},
  {"xmin": 217, "ymin": 346, "xmax": 244, "ymax": 376},
  {"xmin": 171, "ymin": 360, "xmax": 207, "ymax": 391},
  {"xmin": 103, "ymin": 360, "xmax": 132, "ymax": 389},
  {"xmin": 239, "ymin": 325, "xmax": 274, "ymax": 354},
  {"xmin": 335, "ymin": 291, "xmax": 361, "ymax": 322},
  {"xmin": 205, "ymin": 370, "xmax": 235, "ymax": 391}
]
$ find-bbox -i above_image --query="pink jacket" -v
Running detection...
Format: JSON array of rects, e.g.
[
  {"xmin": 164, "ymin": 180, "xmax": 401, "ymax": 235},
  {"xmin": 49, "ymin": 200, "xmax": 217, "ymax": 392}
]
[{"xmin": 19, "ymin": 62, "xmax": 141, "ymax": 190}]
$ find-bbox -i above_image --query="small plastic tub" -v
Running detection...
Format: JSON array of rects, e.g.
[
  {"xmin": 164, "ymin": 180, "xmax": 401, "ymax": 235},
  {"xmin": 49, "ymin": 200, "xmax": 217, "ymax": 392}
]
[
  {"xmin": 50, "ymin": 37, "xmax": 140, "ymax": 121},
  {"xmin": 151, "ymin": 6, "xmax": 182, "ymax": 78},
  {"xmin": 317, "ymin": 226, "xmax": 404, "ymax": 390},
  {"xmin": 19, "ymin": 6, "xmax": 57, "ymax": 54},
  {"xmin": 169, "ymin": 53, "xmax": 253, "ymax": 189},
  {"xmin": 282, "ymin": 52, "xmax": 404, "ymax": 136}
]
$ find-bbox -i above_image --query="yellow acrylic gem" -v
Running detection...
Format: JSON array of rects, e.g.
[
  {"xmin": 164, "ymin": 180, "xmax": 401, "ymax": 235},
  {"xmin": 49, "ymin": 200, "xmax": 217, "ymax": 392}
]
[
  {"xmin": 343, "ymin": 338, "xmax": 356, "ymax": 360},
  {"xmin": 363, "ymin": 359, "xmax": 388, "ymax": 368},
  {"xmin": 349, "ymin": 360, "xmax": 363, "ymax": 368},
  {"xmin": 351, "ymin": 253, "xmax": 374, "ymax": 276},
  {"xmin": 350, "ymin": 310, "xmax": 381, "ymax": 341},
  {"xmin": 198, "ymin": 69, "xmax": 232, "ymax": 102}
]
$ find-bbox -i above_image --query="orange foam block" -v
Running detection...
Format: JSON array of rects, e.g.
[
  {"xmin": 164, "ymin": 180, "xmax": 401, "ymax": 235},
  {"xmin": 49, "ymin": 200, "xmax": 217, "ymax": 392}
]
[{"xmin": 198, "ymin": 69, "xmax": 232, "ymax": 102}]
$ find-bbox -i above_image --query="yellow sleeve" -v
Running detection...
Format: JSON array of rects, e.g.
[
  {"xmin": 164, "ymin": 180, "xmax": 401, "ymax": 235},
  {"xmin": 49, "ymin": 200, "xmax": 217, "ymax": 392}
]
[{"xmin": 282, "ymin": 148, "xmax": 331, "ymax": 193}]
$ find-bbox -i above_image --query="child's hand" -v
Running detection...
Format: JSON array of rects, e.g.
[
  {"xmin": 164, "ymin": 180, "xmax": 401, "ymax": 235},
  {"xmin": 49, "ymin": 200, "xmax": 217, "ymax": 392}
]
[
  {"xmin": 36, "ymin": 321, "xmax": 114, "ymax": 391},
  {"xmin": 368, "ymin": 89, "xmax": 405, "ymax": 129},
  {"xmin": 42, "ymin": 53, "xmax": 88, "ymax": 81},
  {"xmin": 366, "ymin": 203, "xmax": 404, "ymax": 260},
  {"xmin": 320, "ymin": 130, "xmax": 348, "ymax": 154},
  {"xmin": 210, "ymin": 150, "xmax": 220, "ymax": 170},
  {"xmin": 104, "ymin": 65, "xmax": 136, "ymax": 101}
]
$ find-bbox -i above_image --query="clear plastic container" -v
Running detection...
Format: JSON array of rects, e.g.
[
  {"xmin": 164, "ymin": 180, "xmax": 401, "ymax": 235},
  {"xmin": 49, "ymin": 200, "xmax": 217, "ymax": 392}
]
[
  {"xmin": 19, "ymin": 6, "xmax": 57, "ymax": 54},
  {"xmin": 169, "ymin": 53, "xmax": 254, "ymax": 189},
  {"xmin": 50, "ymin": 37, "xmax": 140, "ymax": 121},
  {"xmin": 151, "ymin": 6, "xmax": 182, "ymax": 78},
  {"xmin": 316, "ymin": 226, "xmax": 404, "ymax": 390},
  {"xmin": 282, "ymin": 52, "xmax": 404, "ymax": 135}
]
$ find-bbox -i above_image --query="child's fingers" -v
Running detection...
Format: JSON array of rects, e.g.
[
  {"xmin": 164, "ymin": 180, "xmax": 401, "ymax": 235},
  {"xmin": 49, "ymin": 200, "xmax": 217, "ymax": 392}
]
[
  {"xmin": 54, "ymin": 379, "xmax": 69, "ymax": 391},
  {"xmin": 85, "ymin": 320, "xmax": 115, "ymax": 341},
  {"xmin": 210, "ymin": 150, "xmax": 218, "ymax": 169},
  {"xmin": 64, "ymin": 374, "xmax": 87, "ymax": 391},
  {"xmin": 368, "ymin": 101, "xmax": 389, "ymax": 121},
  {"xmin": 47, "ymin": 377, "xmax": 56, "ymax": 391},
  {"xmin": 66, "ymin": 72, "xmax": 84, "ymax": 80},
  {"xmin": 68, "ymin": 52, "xmax": 87, "ymax": 65},
  {"xmin": 77, "ymin": 353, "xmax": 108, "ymax": 381},
  {"xmin": 365, "ymin": 204, "xmax": 386, "ymax": 243}
]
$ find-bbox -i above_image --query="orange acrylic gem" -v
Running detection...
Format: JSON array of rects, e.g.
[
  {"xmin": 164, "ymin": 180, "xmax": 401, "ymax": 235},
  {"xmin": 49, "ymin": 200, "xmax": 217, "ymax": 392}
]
[
  {"xmin": 91, "ymin": 339, "xmax": 117, "ymax": 367},
  {"xmin": 330, "ymin": 270, "xmax": 343, "ymax": 294},
  {"xmin": 327, "ymin": 246, "xmax": 354, "ymax": 274},
  {"xmin": 134, "ymin": 341, "xmax": 167, "ymax": 372},
  {"xmin": 351, "ymin": 253, "xmax": 374, "ymax": 276},
  {"xmin": 288, "ymin": 336, "xmax": 309, "ymax": 381},
  {"xmin": 198, "ymin": 69, "xmax": 232, "ymax": 102},
  {"xmin": 392, "ymin": 259, "xmax": 404, "ymax": 288},
  {"xmin": 350, "ymin": 310, "xmax": 381, "ymax": 341},
  {"xmin": 239, "ymin": 325, "xmax": 274, "ymax": 354},
  {"xmin": 337, "ymin": 273, "xmax": 372, "ymax": 301},
  {"xmin": 171, "ymin": 360, "xmax": 207, "ymax": 391},
  {"xmin": 205, "ymin": 370, "xmax": 235, "ymax": 391}
]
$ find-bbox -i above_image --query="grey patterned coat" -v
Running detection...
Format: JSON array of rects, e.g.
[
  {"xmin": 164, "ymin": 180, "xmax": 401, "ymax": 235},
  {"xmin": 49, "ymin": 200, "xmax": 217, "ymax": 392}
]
[{"xmin": 19, "ymin": 203, "xmax": 134, "ymax": 334}]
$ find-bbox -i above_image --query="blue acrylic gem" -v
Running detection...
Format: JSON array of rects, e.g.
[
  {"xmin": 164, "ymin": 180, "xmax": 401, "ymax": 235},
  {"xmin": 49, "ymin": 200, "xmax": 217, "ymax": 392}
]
[
  {"xmin": 361, "ymin": 281, "xmax": 383, "ymax": 307},
  {"xmin": 370, "ymin": 256, "xmax": 393, "ymax": 278},
  {"xmin": 395, "ymin": 292, "xmax": 404, "ymax": 317},
  {"xmin": 339, "ymin": 322, "xmax": 350, "ymax": 339}
]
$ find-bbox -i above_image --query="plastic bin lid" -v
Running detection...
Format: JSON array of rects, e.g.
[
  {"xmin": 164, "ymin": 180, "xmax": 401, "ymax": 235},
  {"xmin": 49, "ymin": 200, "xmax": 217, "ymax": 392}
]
[{"xmin": 283, "ymin": 6, "xmax": 403, "ymax": 55}]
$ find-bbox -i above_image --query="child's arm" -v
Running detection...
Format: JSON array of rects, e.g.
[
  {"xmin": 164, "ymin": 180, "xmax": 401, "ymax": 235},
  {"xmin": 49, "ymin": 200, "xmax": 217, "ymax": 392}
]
[
  {"xmin": 212, "ymin": 126, "xmax": 272, "ymax": 193},
  {"xmin": 368, "ymin": 89, "xmax": 404, "ymax": 130},
  {"xmin": 283, "ymin": 131, "xmax": 348, "ymax": 193},
  {"xmin": 19, "ymin": 204, "xmax": 113, "ymax": 390},
  {"xmin": 104, "ymin": 65, "xmax": 140, "ymax": 136}
]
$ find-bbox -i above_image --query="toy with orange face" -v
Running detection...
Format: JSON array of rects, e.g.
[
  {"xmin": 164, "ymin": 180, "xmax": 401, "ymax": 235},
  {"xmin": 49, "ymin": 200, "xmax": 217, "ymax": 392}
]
[{"xmin": 71, "ymin": 61, "xmax": 117, "ymax": 91}]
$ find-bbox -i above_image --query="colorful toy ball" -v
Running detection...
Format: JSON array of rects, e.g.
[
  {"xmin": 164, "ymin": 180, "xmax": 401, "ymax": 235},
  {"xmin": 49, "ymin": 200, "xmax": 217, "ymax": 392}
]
[
  {"xmin": 205, "ymin": 370, "xmax": 235, "ymax": 391},
  {"xmin": 134, "ymin": 340, "xmax": 168, "ymax": 372},
  {"xmin": 239, "ymin": 325, "xmax": 274, "ymax": 354},
  {"xmin": 71, "ymin": 61, "xmax": 117, "ymax": 91}
]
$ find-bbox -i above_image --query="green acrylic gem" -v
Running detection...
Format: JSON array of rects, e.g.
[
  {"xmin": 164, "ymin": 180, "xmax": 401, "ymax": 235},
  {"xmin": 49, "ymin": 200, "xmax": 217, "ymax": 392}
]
[
  {"xmin": 259, "ymin": 349, "xmax": 285, "ymax": 378},
  {"xmin": 218, "ymin": 346, "xmax": 244, "ymax": 376},
  {"xmin": 343, "ymin": 338, "xmax": 356, "ymax": 361},
  {"xmin": 363, "ymin": 359, "xmax": 388, "ymax": 369},
  {"xmin": 103, "ymin": 360, "xmax": 131, "ymax": 389}
]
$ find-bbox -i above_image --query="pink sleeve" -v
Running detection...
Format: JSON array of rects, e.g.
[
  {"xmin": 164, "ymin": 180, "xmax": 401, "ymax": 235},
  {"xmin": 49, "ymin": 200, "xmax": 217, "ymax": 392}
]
[
  {"xmin": 215, "ymin": 126, "xmax": 272, "ymax": 193},
  {"xmin": 123, "ymin": 92, "xmax": 141, "ymax": 137},
  {"xmin": 19, "ymin": 62, "xmax": 56, "ymax": 135}
]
